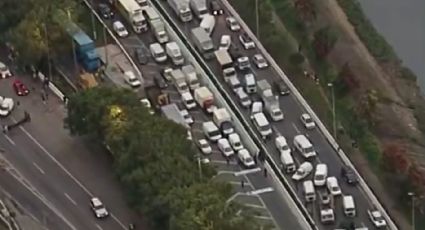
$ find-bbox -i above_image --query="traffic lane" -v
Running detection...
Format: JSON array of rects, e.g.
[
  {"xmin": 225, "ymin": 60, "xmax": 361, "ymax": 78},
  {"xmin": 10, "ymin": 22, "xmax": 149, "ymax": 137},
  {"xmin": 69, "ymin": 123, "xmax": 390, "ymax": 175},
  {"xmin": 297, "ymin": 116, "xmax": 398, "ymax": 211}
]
[
  {"xmin": 0, "ymin": 166, "xmax": 70, "ymax": 230},
  {"xmin": 0, "ymin": 134, "xmax": 94, "ymax": 230}
]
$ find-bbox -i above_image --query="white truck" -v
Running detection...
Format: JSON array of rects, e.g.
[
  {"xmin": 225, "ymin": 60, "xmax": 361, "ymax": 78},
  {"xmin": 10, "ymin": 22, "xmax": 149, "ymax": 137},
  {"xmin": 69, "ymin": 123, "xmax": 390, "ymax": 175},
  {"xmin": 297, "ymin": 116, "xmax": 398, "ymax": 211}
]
[
  {"xmin": 200, "ymin": 14, "xmax": 215, "ymax": 35},
  {"xmin": 213, "ymin": 108, "xmax": 234, "ymax": 136},
  {"xmin": 214, "ymin": 49, "xmax": 236, "ymax": 82},
  {"xmin": 257, "ymin": 79, "xmax": 283, "ymax": 121},
  {"xmin": 171, "ymin": 69, "xmax": 189, "ymax": 93},
  {"xmin": 182, "ymin": 64, "xmax": 200, "ymax": 90},
  {"xmin": 191, "ymin": 27, "xmax": 214, "ymax": 60},
  {"xmin": 143, "ymin": 7, "xmax": 169, "ymax": 43},
  {"xmin": 189, "ymin": 0, "xmax": 208, "ymax": 19},
  {"xmin": 166, "ymin": 42, "xmax": 184, "ymax": 65},
  {"xmin": 194, "ymin": 86, "xmax": 216, "ymax": 114},
  {"xmin": 116, "ymin": 0, "xmax": 148, "ymax": 33},
  {"xmin": 168, "ymin": 0, "xmax": 193, "ymax": 22}
]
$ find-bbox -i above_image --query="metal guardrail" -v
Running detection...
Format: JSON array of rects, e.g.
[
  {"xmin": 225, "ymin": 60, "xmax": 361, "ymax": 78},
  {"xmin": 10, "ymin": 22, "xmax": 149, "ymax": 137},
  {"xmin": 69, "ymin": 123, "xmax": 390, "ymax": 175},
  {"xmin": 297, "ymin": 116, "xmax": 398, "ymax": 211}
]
[
  {"xmin": 220, "ymin": 0, "xmax": 398, "ymax": 229},
  {"xmin": 150, "ymin": 1, "xmax": 314, "ymax": 230},
  {"xmin": 81, "ymin": 0, "xmax": 144, "ymax": 84}
]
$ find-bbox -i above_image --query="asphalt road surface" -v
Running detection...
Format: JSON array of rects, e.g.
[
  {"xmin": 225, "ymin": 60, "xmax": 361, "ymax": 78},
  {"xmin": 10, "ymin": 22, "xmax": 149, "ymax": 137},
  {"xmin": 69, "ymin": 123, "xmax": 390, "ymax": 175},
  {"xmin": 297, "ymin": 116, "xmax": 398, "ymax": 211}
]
[
  {"xmin": 152, "ymin": 0, "xmax": 389, "ymax": 229},
  {"xmin": 85, "ymin": 1, "xmax": 310, "ymax": 229},
  {"xmin": 0, "ymin": 75, "xmax": 143, "ymax": 230}
]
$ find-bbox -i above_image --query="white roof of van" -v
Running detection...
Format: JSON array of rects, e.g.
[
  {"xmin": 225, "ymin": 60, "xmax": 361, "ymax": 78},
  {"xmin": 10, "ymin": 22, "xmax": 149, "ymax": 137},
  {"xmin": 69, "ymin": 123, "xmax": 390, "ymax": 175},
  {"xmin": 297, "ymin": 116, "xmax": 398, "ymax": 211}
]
[
  {"xmin": 253, "ymin": 113, "xmax": 269, "ymax": 126},
  {"xmin": 294, "ymin": 135, "xmax": 312, "ymax": 147}
]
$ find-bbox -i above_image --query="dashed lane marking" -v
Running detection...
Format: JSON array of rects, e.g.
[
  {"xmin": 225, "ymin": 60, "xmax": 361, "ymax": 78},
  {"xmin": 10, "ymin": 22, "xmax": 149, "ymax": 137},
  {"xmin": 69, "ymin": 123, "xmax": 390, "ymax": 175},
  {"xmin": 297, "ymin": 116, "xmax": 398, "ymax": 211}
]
[
  {"xmin": 32, "ymin": 162, "xmax": 45, "ymax": 174},
  {"xmin": 64, "ymin": 193, "xmax": 77, "ymax": 206},
  {"xmin": 4, "ymin": 135, "xmax": 15, "ymax": 146}
]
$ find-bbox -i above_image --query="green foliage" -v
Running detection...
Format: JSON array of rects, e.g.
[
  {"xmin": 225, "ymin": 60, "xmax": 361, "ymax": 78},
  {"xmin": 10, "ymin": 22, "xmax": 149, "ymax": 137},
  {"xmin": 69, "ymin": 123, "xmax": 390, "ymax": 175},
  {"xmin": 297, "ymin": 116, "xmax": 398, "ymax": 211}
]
[
  {"xmin": 289, "ymin": 53, "xmax": 305, "ymax": 66},
  {"xmin": 313, "ymin": 26, "xmax": 338, "ymax": 58},
  {"xmin": 336, "ymin": 0, "xmax": 396, "ymax": 62},
  {"xmin": 66, "ymin": 87, "xmax": 261, "ymax": 229}
]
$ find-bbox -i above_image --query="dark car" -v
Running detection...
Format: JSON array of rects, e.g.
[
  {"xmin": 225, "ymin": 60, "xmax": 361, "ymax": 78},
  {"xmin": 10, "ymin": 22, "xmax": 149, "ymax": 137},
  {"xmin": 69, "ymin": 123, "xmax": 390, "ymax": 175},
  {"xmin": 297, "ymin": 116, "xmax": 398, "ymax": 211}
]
[
  {"xmin": 274, "ymin": 80, "xmax": 290, "ymax": 96},
  {"xmin": 153, "ymin": 73, "xmax": 168, "ymax": 89},
  {"xmin": 210, "ymin": 0, "xmax": 224, "ymax": 16},
  {"xmin": 134, "ymin": 47, "xmax": 149, "ymax": 65},
  {"xmin": 228, "ymin": 44, "xmax": 242, "ymax": 60},
  {"xmin": 98, "ymin": 3, "xmax": 114, "ymax": 19},
  {"xmin": 341, "ymin": 165, "xmax": 359, "ymax": 185}
]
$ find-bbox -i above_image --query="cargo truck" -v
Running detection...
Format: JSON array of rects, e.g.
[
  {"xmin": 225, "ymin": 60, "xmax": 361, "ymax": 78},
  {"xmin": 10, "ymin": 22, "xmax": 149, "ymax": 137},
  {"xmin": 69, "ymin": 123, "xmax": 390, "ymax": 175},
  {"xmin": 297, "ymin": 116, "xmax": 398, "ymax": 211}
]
[
  {"xmin": 189, "ymin": 0, "xmax": 208, "ymax": 19},
  {"xmin": 257, "ymin": 79, "xmax": 283, "ymax": 121},
  {"xmin": 214, "ymin": 49, "xmax": 236, "ymax": 82},
  {"xmin": 65, "ymin": 22, "xmax": 100, "ymax": 72},
  {"xmin": 200, "ymin": 14, "xmax": 215, "ymax": 35},
  {"xmin": 143, "ymin": 7, "xmax": 169, "ymax": 43},
  {"xmin": 116, "ymin": 0, "xmax": 148, "ymax": 33},
  {"xmin": 194, "ymin": 86, "xmax": 216, "ymax": 113},
  {"xmin": 168, "ymin": 0, "xmax": 193, "ymax": 22},
  {"xmin": 213, "ymin": 108, "xmax": 234, "ymax": 136},
  {"xmin": 191, "ymin": 27, "xmax": 214, "ymax": 60},
  {"xmin": 181, "ymin": 64, "xmax": 200, "ymax": 90},
  {"xmin": 171, "ymin": 69, "xmax": 189, "ymax": 93}
]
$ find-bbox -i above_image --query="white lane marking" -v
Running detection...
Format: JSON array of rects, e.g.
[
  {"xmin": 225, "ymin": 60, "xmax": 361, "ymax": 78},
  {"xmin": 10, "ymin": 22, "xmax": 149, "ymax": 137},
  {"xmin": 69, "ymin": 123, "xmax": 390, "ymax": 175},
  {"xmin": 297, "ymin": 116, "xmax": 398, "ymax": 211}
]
[
  {"xmin": 64, "ymin": 193, "xmax": 77, "ymax": 206},
  {"xmin": 246, "ymin": 187, "xmax": 274, "ymax": 196},
  {"xmin": 32, "ymin": 162, "xmax": 45, "ymax": 174},
  {"xmin": 210, "ymin": 160, "xmax": 237, "ymax": 165},
  {"xmin": 292, "ymin": 123, "xmax": 300, "ymax": 134},
  {"xmin": 234, "ymin": 167, "xmax": 261, "ymax": 176},
  {"xmin": 254, "ymin": 215, "xmax": 273, "ymax": 220},
  {"xmin": 95, "ymin": 223, "xmax": 103, "ymax": 230},
  {"xmin": 244, "ymin": 203, "xmax": 267, "ymax": 209},
  {"xmin": 228, "ymin": 181, "xmax": 251, "ymax": 186},
  {"xmin": 4, "ymin": 135, "xmax": 15, "ymax": 145},
  {"xmin": 13, "ymin": 119, "xmax": 128, "ymax": 230}
]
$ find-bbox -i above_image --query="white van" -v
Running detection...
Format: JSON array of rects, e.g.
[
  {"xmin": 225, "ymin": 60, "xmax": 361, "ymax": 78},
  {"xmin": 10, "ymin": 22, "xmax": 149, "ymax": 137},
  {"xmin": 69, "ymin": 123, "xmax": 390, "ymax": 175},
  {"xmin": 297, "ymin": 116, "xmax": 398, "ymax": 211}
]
[
  {"xmin": 228, "ymin": 133, "xmax": 243, "ymax": 151},
  {"xmin": 181, "ymin": 91, "xmax": 196, "ymax": 109},
  {"xmin": 165, "ymin": 42, "xmax": 184, "ymax": 65},
  {"xmin": 238, "ymin": 149, "xmax": 255, "ymax": 168},
  {"xmin": 218, "ymin": 138, "xmax": 234, "ymax": 157},
  {"xmin": 280, "ymin": 151, "xmax": 296, "ymax": 173},
  {"xmin": 235, "ymin": 88, "xmax": 251, "ymax": 108},
  {"xmin": 343, "ymin": 195, "xmax": 356, "ymax": 217},
  {"xmin": 242, "ymin": 71, "xmax": 256, "ymax": 94},
  {"xmin": 227, "ymin": 76, "xmax": 242, "ymax": 93},
  {"xmin": 293, "ymin": 135, "xmax": 316, "ymax": 158},
  {"xmin": 200, "ymin": 14, "xmax": 215, "ymax": 35},
  {"xmin": 123, "ymin": 71, "xmax": 141, "ymax": 87},
  {"xmin": 252, "ymin": 113, "xmax": 272, "ymax": 139},
  {"xmin": 149, "ymin": 43, "xmax": 167, "ymax": 63},
  {"xmin": 320, "ymin": 208, "xmax": 335, "ymax": 224},
  {"xmin": 275, "ymin": 136, "xmax": 290, "ymax": 154},
  {"xmin": 202, "ymin": 121, "xmax": 222, "ymax": 142},
  {"xmin": 314, "ymin": 164, "xmax": 328, "ymax": 186},
  {"xmin": 303, "ymin": 180, "xmax": 316, "ymax": 202}
]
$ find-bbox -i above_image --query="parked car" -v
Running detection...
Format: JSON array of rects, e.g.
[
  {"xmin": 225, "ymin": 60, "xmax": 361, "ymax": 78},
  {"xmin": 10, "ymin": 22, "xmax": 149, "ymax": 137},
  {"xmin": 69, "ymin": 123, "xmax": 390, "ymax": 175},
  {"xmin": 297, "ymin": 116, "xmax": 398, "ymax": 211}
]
[
  {"xmin": 90, "ymin": 197, "xmax": 109, "ymax": 219},
  {"xmin": 367, "ymin": 209, "xmax": 387, "ymax": 228},
  {"xmin": 0, "ymin": 62, "xmax": 12, "ymax": 79},
  {"xmin": 319, "ymin": 190, "xmax": 331, "ymax": 205},
  {"xmin": 225, "ymin": 16, "xmax": 241, "ymax": 31},
  {"xmin": 112, "ymin": 21, "xmax": 129, "ymax": 37},
  {"xmin": 292, "ymin": 162, "xmax": 313, "ymax": 181},
  {"xmin": 12, "ymin": 80, "xmax": 29, "ymax": 96},
  {"xmin": 300, "ymin": 113, "xmax": 315, "ymax": 129},
  {"xmin": 274, "ymin": 80, "xmax": 290, "ymax": 96},
  {"xmin": 198, "ymin": 139, "xmax": 212, "ymax": 155},
  {"xmin": 153, "ymin": 73, "xmax": 168, "ymax": 89},
  {"xmin": 0, "ymin": 96, "xmax": 14, "ymax": 117},
  {"xmin": 180, "ymin": 109, "xmax": 194, "ymax": 125},
  {"xmin": 326, "ymin": 177, "xmax": 342, "ymax": 196},
  {"xmin": 98, "ymin": 3, "xmax": 114, "ymax": 19},
  {"xmin": 341, "ymin": 165, "xmax": 359, "ymax": 185},
  {"xmin": 134, "ymin": 47, "xmax": 149, "ymax": 65},
  {"xmin": 239, "ymin": 33, "xmax": 255, "ymax": 49},
  {"xmin": 252, "ymin": 54, "xmax": 268, "ymax": 69},
  {"xmin": 210, "ymin": 0, "xmax": 223, "ymax": 15},
  {"xmin": 219, "ymin": 35, "xmax": 231, "ymax": 50}
]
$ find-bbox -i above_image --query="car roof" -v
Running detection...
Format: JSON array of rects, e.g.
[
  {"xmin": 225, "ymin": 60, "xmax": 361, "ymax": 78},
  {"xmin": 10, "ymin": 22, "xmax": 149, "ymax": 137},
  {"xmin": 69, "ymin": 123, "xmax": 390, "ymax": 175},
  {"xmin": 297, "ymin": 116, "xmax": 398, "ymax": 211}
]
[
  {"xmin": 91, "ymin": 197, "xmax": 102, "ymax": 206},
  {"xmin": 218, "ymin": 138, "xmax": 230, "ymax": 145},
  {"xmin": 0, "ymin": 62, "xmax": 6, "ymax": 68},
  {"xmin": 113, "ymin": 21, "xmax": 124, "ymax": 27},
  {"xmin": 302, "ymin": 113, "xmax": 311, "ymax": 119}
]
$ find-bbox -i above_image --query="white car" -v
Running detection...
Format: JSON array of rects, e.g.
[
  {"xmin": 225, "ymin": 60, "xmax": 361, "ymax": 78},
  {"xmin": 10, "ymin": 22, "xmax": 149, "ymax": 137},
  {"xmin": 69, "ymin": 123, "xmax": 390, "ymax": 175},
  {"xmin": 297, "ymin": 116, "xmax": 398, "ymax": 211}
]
[
  {"xmin": 239, "ymin": 33, "xmax": 255, "ymax": 49},
  {"xmin": 124, "ymin": 71, "xmax": 141, "ymax": 87},
  {"xmin": 0, "ymin": 96, "xmax": 14, "ymax": 117},
  {"xmin": 300, "ymin": 113, "xmax": 315, "ymax": 129},
  {"xmin": 326, "ymin": 177, "xmax": 342, "ymax": 196},
  {"xmin": 219, "ymin": 35, "xmax": 231, "ymax": 50},
  {"xmin": 367, "ymin": 209, "xmax": 387, "ymax": 228},
  {"xmin": 218, "ymin": 138, "xmax": 234, "ymax": 157},
  {"xmin": 113, "ymin": 21, "xmax": 129, "ymax": 37},
  {"xmin": 0, "ymin": 62, "xmax": 12, "ymax": 78},
  {"xmin": 187, "ymin": 130, "xmax": 193, "ymax": 141},
  {"xmin": 140, "ymin": 98, "xmax": 154, "ymax": 115},
  {"xmin": 180, "ymin": 109, "xmax": 194, "ymax": 125},
  {"xmin": 292, "ymin": 162, "xmax": 313, "ymax": 181},
  {"xmin": 225, "ymin": 16, "xmax": 240, "ymax": 31},
  {"xmin": 198, "ymin": 139, "xmax": 212, "ymax": 155},
  {"xmin": 252, "ymin": 54, "xmax": 268, "ymax": 69},
  {"xmin": 90, "ymin": 197, "xmax": 109, "ymax": 219}
]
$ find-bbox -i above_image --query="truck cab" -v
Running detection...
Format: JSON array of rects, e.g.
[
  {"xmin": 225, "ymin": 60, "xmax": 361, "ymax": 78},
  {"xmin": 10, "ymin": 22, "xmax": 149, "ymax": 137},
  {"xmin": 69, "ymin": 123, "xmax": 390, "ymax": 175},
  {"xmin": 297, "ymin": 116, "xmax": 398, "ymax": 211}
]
[
  {"xmin": 182, "ymin": 64, "xmax": 200, "ymax": 90},
  {"xmin": 171, "ymin": 69, "xmax": 189, "ymax": 93},
  {"xmin": 166, "ymin": 42, "xmax": 184, "ymax": 65},
  {"xmin": 190, "ymin": 0, "xmax": 208, "ymax": 19},
  {"xmin": 213, "ymin": 108, "xmax": 234, "ymax": 136}
]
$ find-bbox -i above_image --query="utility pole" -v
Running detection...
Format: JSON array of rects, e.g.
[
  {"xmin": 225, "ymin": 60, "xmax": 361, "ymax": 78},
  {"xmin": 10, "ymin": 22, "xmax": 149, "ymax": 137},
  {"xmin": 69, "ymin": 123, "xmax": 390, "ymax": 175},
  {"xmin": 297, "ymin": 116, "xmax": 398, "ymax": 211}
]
[
  {"xmin": 255, "ymin": 0, "xmax": 260, "ymax": 40},
  {"xmin": 328, "ymin": 83, "xmax": 336, "ymax": 139},
  {"xmin": 408, "ymin": 192, "xmax": 416, "ymax": 230},
  {"xmin": 90, "ymin": 0, "xmax": 97, "ymax": 40}
]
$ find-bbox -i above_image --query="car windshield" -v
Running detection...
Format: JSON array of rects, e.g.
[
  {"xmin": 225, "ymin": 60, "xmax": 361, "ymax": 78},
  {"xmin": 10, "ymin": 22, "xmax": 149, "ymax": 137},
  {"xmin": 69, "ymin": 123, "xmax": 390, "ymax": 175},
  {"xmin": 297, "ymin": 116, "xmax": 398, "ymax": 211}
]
[
  {"xmin": 210, "ymin": 130, "xmax": 220, "ymax": 137},
  {"xmin": 281, "ymin": 145, "xmax": 290, "ymax": 151},
  {"xmin": 0, "ymin": 104, "xmax": 8, "ymax": 110},
  {"xmin": 117, "ymin": 26, "xmax": 126, "ymax": 32},
  {"xmin": 295, "ymin": 169, "xmax": 305, "ymax": 176},
  {"xmin": 200, "ymin": 142, "xmax": 209, "ymax": 148},
  {"xmin": 305, "ymin": 117, "xmax": 313, "ymax": 123},
  {"xmin": 305, "ymin": 146, "xmax": 314, "ymax": 153},
  {"xmin": 315, "ymin": 175, "xmax": 325, "ymax": 180},
  {"xmin": 93, "ymin": 202, "xmax": 104, "ymax": 209},
  {"xmin": 224, "ymin": 147, "xmax": 232, "ymax": 152},
  {"xmin": 183, "ymin": 114, "xmax": 190, "ymax": 119},
  {"xmin": 260, "ymin": 124, "xmax": 271, "ymax": 132},
  {"xmin": 0, "ymin": 66, "xmax": 7, "ymax": 72},
  {"xmin": 234, "ymin": 142, "xmax": 241, "ymax": 147},
  {"xmin": 256, "ymin": 56, "xmax": 265, "ymax": 63},
  {"xmin": 246, "ymin": 158, "xmax": 254, "ymax": 164},
  {"xmin": 332, "ymin": 186, "xmax": 339, "ymax": 192},
  {"xmin": 129, "ymin": 78, "xmax": 138, "ymax": 83}
]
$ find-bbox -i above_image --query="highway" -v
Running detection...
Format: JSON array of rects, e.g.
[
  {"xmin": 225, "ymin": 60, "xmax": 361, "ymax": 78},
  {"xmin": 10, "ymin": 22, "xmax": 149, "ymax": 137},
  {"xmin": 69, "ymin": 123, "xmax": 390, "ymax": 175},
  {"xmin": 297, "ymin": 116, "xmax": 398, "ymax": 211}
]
[
  {"xmin": 151, "ymin": 0, "xmax": 389, "ymax": 229},
  {"xmin": 84, "ymin": 1, "xmax": 310, "ymax": 229},
  {"xmin": 0, "ymin": 75, "xmax": 142, "ymax": 230}
]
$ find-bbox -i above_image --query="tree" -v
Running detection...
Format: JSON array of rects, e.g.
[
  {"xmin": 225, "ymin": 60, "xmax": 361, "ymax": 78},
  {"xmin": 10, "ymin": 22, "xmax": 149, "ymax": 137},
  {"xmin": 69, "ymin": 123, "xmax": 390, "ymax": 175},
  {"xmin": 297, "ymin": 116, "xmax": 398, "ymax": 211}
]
[
  {"xmin": 294, "ymin": 0, "xmax": 316, "ymax": 23},
  {"xmin": 357, "ymin": 89, "xmax": 379, "ymax": 126},
  {"xmin": 313, "ymin": 26, "xmax": 338, "ymax": 58},
  {"xmin": 334, "ymin": 63, "xmax": 360, "ymax": 95},
  {"xmin": 382, "ymin": 143, "xmax": 410, "ymax": 173},
  {"xmin": 289, "ymin": 52, "xmax": 305, "ymax": 66}
]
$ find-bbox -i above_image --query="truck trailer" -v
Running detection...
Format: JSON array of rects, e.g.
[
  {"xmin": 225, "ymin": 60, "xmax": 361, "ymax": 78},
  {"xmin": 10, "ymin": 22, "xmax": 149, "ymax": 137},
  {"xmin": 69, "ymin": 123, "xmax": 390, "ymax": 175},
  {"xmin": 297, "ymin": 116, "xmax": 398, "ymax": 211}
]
[
  {"xmin": 191, "ymin": 27, "xmax": 214, "ymax": 60},
  {"xmin": 213, "ymin": 107, "xmax": 234, "ymax": 136},
  {"xmin": 143, "ymin": 6, "xmax": 169, "ymax": 43},
  {"xmin": 189, "ymin": 0, "xmax": 208, "ymax": 19},
  {"xmin": 194, "ymin": 86, "xmax": 216, "ymax": 113},
  {"xmin": 214, "ymin": 49, "xmax": 236, "ymax": 82},
  {"xmin": 168, "ymin": 0, "xmax": 193, "ymax": 22},
  {"xmin": 171, "ymin": 69, "xmax": 189, "ymax": 93},
  {"xmin": 257, "ymin": 79, "xmax": 283, "ymax": 121},
  {"xmin": 116, "ymin": 0, "xmax": 148, "ymax": 33}
]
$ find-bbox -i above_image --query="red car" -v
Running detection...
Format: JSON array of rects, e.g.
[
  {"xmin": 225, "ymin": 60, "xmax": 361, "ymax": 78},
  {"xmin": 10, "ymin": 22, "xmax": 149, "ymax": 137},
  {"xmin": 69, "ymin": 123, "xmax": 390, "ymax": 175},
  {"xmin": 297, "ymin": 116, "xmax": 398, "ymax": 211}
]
[{"xmin": 13, "ymin": 80, "xmax": 29, "ymax": 96}]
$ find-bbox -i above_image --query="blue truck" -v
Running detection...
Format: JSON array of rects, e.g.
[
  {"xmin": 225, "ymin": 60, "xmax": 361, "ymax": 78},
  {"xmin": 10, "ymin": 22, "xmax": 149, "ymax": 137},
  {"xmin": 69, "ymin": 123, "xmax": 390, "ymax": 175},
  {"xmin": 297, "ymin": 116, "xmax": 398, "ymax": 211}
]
[{"xmin": 65, "ymin": 23, "xmax": 100, "ymax": 72}]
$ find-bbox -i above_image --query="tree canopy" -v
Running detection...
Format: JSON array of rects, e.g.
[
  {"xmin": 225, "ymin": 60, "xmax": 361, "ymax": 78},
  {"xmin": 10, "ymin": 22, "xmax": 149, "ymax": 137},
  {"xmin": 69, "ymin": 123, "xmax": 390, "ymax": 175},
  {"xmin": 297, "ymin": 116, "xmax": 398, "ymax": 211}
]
[{"xmin": 65, "ymin": 87, "xmax": 265, "ymax": 230}]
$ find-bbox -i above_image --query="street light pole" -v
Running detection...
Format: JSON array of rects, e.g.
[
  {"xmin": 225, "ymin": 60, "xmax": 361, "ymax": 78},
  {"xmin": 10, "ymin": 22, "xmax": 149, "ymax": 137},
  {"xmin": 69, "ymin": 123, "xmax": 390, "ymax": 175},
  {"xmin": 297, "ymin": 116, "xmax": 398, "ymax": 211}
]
[
  {"xmin": 408, "ymin": 192, "xmax": 416, "ymax": 230},
  {"xmin": 328, "ymin": 83, "xmax": 336, "ymax": 139},
  {"xmin": 43, "ymin": 23, "xmax": 52, "ymax": 81},
  {"xmin": 255, "ymin": 0, "xmax": 260, "ymax": 40}
]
